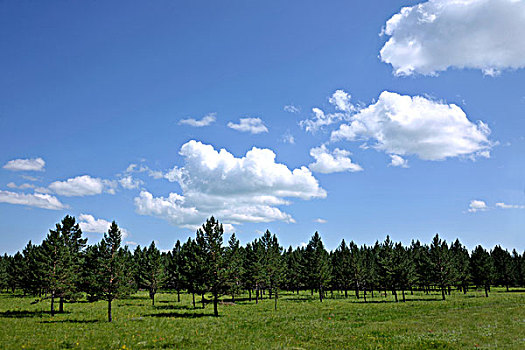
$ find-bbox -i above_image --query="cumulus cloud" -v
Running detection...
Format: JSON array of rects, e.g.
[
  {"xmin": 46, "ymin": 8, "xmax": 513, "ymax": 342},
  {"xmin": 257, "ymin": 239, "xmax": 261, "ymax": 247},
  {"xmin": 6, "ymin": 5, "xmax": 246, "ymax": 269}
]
[
  {"xmin": 0, "ymin": 190, "xmax": 67, "ymax": 210},
  {"xmin": 134, "ymin": 140, "xmax": 326, "ymax": 228},
  {"xmin": 179, "ymin": 113, "xmax": 216, "ymax": 127},
  {"xmin": 468, "ymin": 199, "xmax": 488, "ymax": 212},
  {"xmin": 284, "ymin": 105, "xmax": 300, "ymax": 113},
  {"xmin": 3, "ymin": 158, "xmax": 45, "ymax": 171},
  {"xmin": 389, "ymin": 154, "xmax": 409, "ymax": 168},
  {"xmin": 119, "ymin": 175, "xmax": 143, "ymax": 190},
  {"xmin": 495, "ymin": 202, "xmax": 525, "ymax": 209},
  {"xmin": 282, "ymin": 132, "xmax": 295, "ymax": 144},
  {"xmin": 227, "ymin": 117, "xmax": 268, "ymax": 134},
  {"xmin": 300, "ymin": 90, "xmax": 355, "ymax": 133},
  {"xmin": 308, "ymin": 144, "xmax": 363, "ymax": 174},
  {"xmin": 48, "ymin": 175, "xmax": 117, "ymax": 196},
  {"xmin": 78, "ymin": 214, "xmax": 129, "ymax": 238},
  {"xmin": 380, "ymin": 0, "xmax": 525, "ymax": 76},
  {"xmin": 331, "ymin": 91, "xmax": 492, "ymax": 161}
]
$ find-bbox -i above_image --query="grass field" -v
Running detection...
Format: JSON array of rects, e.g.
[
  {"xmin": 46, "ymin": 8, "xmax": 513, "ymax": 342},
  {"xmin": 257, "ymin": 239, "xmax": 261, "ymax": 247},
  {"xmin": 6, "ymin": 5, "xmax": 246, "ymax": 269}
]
[{"xmin": 0, "ymin": 288, "xmax": 524, "ymax": 349}]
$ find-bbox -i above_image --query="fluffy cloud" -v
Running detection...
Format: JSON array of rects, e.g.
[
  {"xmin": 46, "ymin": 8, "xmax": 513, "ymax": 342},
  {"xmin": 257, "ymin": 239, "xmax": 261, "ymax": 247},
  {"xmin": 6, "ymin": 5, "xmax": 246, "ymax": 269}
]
[
  {"xmin": 389, "ymin": 154, "xmax": 409, "ymax": 168},
  {"xmin": 308, "ymin": 144, "xmax": 362, "ymax": 174},
  {"xmin": 48, "ymin": 175, "xmax": 117, "ymax": 196},
  {"xmin": 78, "ymin": 214, "xmax": 129, "ymax": 238},
  {"xmin": 314, "ymin": 218, "xmax": 327, "ymax": 223},
  {"xmin": 300, "ymin": 90, "xmax": 354, "ymax": 133},
  {"xmin": 282, "ymin": 132, "xmax": 295, "ymax": 144},
  {"xmin": 135, "ymin": 140, "xmax": 326, "ymax": 228},
  {"xmin": 468, "ymin": 200, "xmax": 488, "ymax": 212},
  {"xmin": 331, "ymin": 91, "xmax": 492, "ymax": 161},
  {"xmin": 495, "ymin": 202, "xmax": 525, "ymax": 209},
  {"xmin": 179, "ymin": 113, "xmax": 216, "ymax": 127},
  {"xmin": 284, "ymin": 105, "xmax": 300, "ymax": 113},
  {"xmin": 119, "ymin": 175, "xmax": 143, "ymax": 190},
  {"xmin": 7, "ymin": 182, "xmax": 35, "ymax": 189},
  {"xmin": 380, "ymin": 0, "xmax": 525, "ymax": 76},
  {"xmin": 227, "ymin": 117, "xmax": 268, "ymax": 134},
  {"xmin": 3, "ymin": 158, "xmax": 45, "ymax": 171},
  {"xmin": 0, "ymin": 190, "xmax": 67, "ymax": 210}
]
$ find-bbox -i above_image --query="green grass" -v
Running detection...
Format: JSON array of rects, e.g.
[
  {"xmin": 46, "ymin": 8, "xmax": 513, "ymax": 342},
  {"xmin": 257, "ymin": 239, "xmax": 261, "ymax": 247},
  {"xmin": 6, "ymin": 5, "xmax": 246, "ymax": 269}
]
[{"xmin": 0, "ymin": 288, "xmax": 523, "ymax": 349}]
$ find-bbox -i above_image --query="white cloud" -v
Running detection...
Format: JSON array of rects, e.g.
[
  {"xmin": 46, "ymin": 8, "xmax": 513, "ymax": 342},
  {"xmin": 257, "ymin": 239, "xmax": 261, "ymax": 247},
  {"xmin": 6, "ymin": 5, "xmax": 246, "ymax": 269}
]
[
  {"xmin": 3, "ymin": 158, "xmax": 45, "ymax": 172},
  {"xmin": 380, "ymin": 0, "xmax": 525, "ymax": 76},
  {"xmin": 328, "ymin": 90, "xmax": 355, "ymax": 113},
  {"xmin": 300, "ymin": 90, "xmax": 356, "ymax": 133},
  {"xmin": 314, "ymin": 218, "xmax": 327, "ymax": 223},
  {"xmin": 134, "ymin": 140, "xmax": 326, "ymax": 228},
  {"xmin": 309, "ymin": 144, "xmax": 363, "ymax": 174},
  {"xmin": 284, "ymin": 105, "xmax": 300, "ymax": 113},
  {"xmin": 468, "ymin": 199, "xmax": 488, "ymax": 213},
  {"xmin": 48, "ymin": 175, "xmax": 117, "ymax": 197},
  {"xmin": 125, "ymin": 241, "xmax": 138, "ymax": 246},
  {"xmin": 331, "ymin": 91, "xmax": 492, "ymax": 161},
  {"xmin": 227, "ymin": 117, "xmax": 268, "ymax": 134},
  {"xmin": 21, "ymin": 175, "xmax": 39, "ymax": 182},
  {"xmin": 78, "ymin": 214, "xmax": 129, "ymax": 238},
  {"xmin": 179, "ymin": 113, "xmax": 216, "ymax": 127},
  {"xmin": 6, "ymin": 182, "xmax": 36, "ymax": 189},
  {"xmin": 495, "ymin": 202, "xmax": 525, "ymax": 209},
  {"xmin": 119, "ymin": 175, "xmax": 143, "ymax": 190},
  {"xmin": 0, "ymin": 190, "xmax": 67, "ymax": 210},
  {"xmin": 389, "ymin": 154, "xmax": 409, "ymax": 168},
  {"xmin": 282, "ymin": 132, "xmax": 295, "ymax": 144}
]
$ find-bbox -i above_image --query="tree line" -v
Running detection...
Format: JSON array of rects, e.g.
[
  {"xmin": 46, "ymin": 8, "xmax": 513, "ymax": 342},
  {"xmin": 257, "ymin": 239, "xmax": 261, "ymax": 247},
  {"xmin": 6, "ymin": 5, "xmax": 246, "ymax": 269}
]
[{"xmin": 1, "ymin": 215, "xmax": 524, "ymax": 321}]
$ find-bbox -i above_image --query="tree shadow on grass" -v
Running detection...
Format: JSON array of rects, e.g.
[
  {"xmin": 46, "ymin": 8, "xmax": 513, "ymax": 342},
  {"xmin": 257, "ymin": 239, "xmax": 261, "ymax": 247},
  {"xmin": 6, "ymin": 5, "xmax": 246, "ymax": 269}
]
[
  {"xmin": 146, "ymin": 312, "xmax": 217, "ymax": 319},
  {"xmin": 497, "ymin": 289, "xmax": 525, "ymax": 293},
  {"xmin": 154, "ymin": 304, "xmax": 193, "ymax": 310},
  {"xmin": 0, "ymin": 310, "xmax": 71, "ymax": 318},
  {"xmin": 40, "ymin": 319, "xmax": 99, "ymax": 324}
]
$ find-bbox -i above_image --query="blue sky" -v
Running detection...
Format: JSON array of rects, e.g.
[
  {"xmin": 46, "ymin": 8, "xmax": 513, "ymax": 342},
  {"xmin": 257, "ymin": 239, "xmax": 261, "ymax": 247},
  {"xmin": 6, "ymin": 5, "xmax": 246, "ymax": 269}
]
[{"xmin": 1, "ymin": 0, "xmax": 524, "ymax": 254}]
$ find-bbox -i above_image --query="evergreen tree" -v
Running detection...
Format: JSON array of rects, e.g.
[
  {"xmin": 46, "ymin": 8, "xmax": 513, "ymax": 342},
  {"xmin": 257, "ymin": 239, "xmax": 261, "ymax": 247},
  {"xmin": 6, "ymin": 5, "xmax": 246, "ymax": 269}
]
[
  {"xmin": 166, "ymin": 240, "xmax": 184, "ymax": 302},
  {"xmin": 139, "ymin": 241, "xmax": 164, "ymax": 306},
  {"xmin": 93, "ymin": 221, "xmax": 134, "ymax": 321},
  {"xmin": 225, "ymin": 233, "xmax": 244, "ymax": 303},
  {"xmin": 470, "ymin": 245, "xmax": 494, "ymax": 297},
  {"xmin": 450, "ymin": 239, "xmax": 470, "ymax": 294},
  {"xmin": 0, "ymin": 254, "xmax": 9, "ymax": 292},
  {"xmin": 40, "ymin": 227, "xmax": 73, "ymax": 315},
  {"xmin": 428, "ymin": 234, "xmax": 454, "ymax": 300},
  {"xmin": 332, "ymin": 240, "xmax": 352, "ymax": 298},
  {"xmin": 305, "ymin": 232, "xmax": 331, "ymax": 302},
  {"xmin": 196, "ymin": 217, "xmax": 227, "ymax": 317},
  {"xmin": 491, "ymin": 245, "xmax": 513, "ymax": 291}
]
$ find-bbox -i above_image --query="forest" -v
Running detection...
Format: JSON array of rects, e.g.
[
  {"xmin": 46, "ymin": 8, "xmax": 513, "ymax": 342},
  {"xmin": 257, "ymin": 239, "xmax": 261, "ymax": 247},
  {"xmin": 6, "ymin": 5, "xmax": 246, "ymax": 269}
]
[{"xmin": 1, "ymin": 215, "xmax": 523, "ymax": 323}]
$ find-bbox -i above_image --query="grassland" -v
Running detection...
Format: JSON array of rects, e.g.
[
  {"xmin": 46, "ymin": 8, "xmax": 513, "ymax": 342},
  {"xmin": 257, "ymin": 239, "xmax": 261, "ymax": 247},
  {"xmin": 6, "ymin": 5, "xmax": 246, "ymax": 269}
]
[{"xmin": 0, "ymin": 288, "xmax": 523, "ymax": 349}]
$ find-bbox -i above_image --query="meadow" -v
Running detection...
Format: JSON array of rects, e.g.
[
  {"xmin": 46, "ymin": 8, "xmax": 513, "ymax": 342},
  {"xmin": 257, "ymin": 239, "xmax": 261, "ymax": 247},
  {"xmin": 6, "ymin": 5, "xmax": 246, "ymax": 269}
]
[{"xmin": 0, "ymin": 288, "xmax": 523, "ymax": 349}]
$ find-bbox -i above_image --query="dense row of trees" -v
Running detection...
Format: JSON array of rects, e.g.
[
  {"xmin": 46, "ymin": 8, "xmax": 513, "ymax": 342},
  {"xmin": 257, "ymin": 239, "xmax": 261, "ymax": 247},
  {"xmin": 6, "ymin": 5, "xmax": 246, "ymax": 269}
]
[{"xmin": 1, "ymin": 215, "xmax": 524, "ymax": 321}]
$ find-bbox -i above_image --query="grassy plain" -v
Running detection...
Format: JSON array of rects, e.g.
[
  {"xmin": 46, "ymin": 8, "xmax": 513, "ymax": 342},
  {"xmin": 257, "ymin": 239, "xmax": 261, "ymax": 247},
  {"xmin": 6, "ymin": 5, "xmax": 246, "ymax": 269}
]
[{"xmin": 0, "ymin": 288, "xmax": 523, "ymax": 349}]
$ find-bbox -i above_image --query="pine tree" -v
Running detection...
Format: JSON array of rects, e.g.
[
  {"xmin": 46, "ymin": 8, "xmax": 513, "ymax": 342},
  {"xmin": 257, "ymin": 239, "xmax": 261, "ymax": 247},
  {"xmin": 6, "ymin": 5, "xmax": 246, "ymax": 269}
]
[
  {"xmin": 139, "ymin": 241, "xmax": 164, "ymax": 306},
  {"xmin": 40, "ymin": 227, "xmax": 73, "ymax": 315},
  {"xmin": 166, "ymin": 240, "xmax": 184, "ymax": 302},
  {"xmin": 93, "ymin": 221, "xmax": 134, "ymax": 321},
  {"xmin": 491, "ymin": 245, "xmax": 513, "ymax": 291},
  {"xmin": 332, "ymin": 240, "xmax": 352, "ymax": 298},
  {"xmin": 428, "ymin": 234, "xmax": 454, "ymax": 300},
  {"xmin": 0, "ymin": 254, "xmax": 9, "ymax": 292},
  {"xmin": 470, "ymin": 245, "xmax": 494, "ymax": 297},
  {"xmin": 305, "ymin": 232, "xmax": 331, "ymax": 302},
  {"xmin": 225, "ymin": 233, "xmax": 244, "ymax": 303},
  {"xmin": 450, "ymin": 239, "xmax": 470, "ymax": 294},
  {"xmin": 196, "ymin": 217, "xmax": 227, "ymax": 317}
]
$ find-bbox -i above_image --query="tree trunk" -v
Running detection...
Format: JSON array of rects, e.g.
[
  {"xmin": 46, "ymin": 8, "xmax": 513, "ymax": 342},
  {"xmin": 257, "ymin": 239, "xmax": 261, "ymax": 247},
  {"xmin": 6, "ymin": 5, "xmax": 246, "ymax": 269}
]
[
  {"xmin": 248, "ymin": 289, "xmax": 251, "ymax": 302},
  {"xmin": 371, "ymin": 289, "xmax": 374, "ymax": 298},
  {"xmin": 177, "ymin": 290, "xmax": 180, "ymax": 302},
  {"xmin": 344, "ymin": 289, "xmax": 348, "ymax": 298},
  {"xmin": 255, "ymin": 286, "xmax": 259, "ymax": 304},
  {"xmin": 213, "ymin": 291, "xmax": 218, "ymax": 317},
  {"xmin": 393, "ymin": 289, "xmax": 398, "ymax": 302},
  {"xmin": 192, "ymin": 292, "xmax": 195, "ymax": 308},
  {"xmin": 484, "ymin": 285, "xmax": 489, "ymax": 297},
  {"xmin": 441, "ymin": 286, "xmax": 446, "ymax": 300},
  {"xmin": 274, "ymin": 289, "xmax": 278, "ymax": 311},
  {"xmin": 50, "ymin": 293, "xmax": 55, "ymax": 316},
  {"xmin": 319, "ymin": 286, "xmax": 323, "ymax": 302},
  {"xmin": 201, "ymin": 293, "xmax": 205, "ymax": 309},
  {"xmin": 363, "ymin": 289, "xmax": 367, "ymax": 303},
  {"xmin": 108, "ymin": 299, "xmax": 112, "ymax": 322},
  {"xmin": 506, "ymin": 285, "xmax": 509, "ymax": 292},
  {"xmin": 355, "ymin": 288, "xmax": 359, "ymax": 299},
  {"xmin": 59, "ymin": 297, "xmax": 64, "ymax": 313},
  {"xmin": 401, "ymin": 289, "xmax": 405, "ymax": 302}
]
